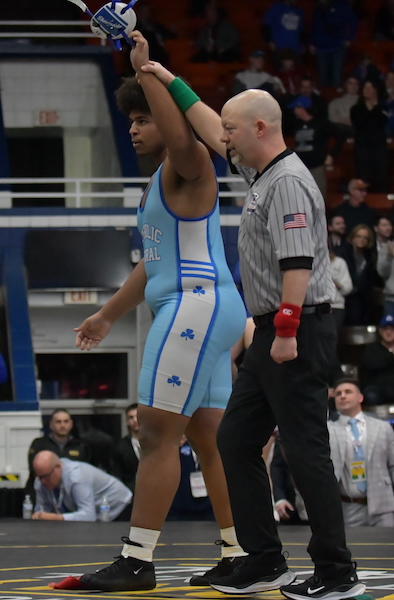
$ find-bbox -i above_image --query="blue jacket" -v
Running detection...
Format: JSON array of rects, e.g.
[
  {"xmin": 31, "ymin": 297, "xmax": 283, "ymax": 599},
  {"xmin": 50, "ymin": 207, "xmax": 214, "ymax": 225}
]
[
  {"xmin": 263, "ymin": 1, "xmax": 304, "ymax": 53},
  {"xmin": 310, "ymin": 0, "xmax": 357, "ymax": 52}
]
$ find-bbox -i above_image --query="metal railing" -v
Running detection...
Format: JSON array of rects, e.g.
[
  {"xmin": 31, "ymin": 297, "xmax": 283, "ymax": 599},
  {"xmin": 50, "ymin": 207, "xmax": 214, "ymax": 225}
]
[
  {"xmin": 0, "ymin": 20, "xmax": 106, "ymax": 43},
  {"xmin": 0, "ymin": 177, "xmax": 248, "ymax": 209}
]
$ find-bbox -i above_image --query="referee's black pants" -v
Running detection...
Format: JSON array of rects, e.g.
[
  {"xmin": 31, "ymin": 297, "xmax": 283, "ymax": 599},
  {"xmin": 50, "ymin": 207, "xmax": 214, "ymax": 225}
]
[{"xmin": 217, "ymin": 310, "xmax": 352, "ymax": 579}]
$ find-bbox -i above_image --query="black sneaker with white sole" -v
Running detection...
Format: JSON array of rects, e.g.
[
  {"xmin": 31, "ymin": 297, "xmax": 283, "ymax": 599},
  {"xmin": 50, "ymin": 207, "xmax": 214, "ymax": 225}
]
[
  {"xmin": 190, "ymin": 556, "xmax": 242, "ymax": 586},
  {"xmin": 79, "ymin": 555, "xmax": 156, "ymax": 592},
  {"xmin": 209, "ymin": 554, "xmax": 296, "ymax": 594},
  {"xmin": 280, "ymin": 564, "xmax": 366, "ymax": 600}
]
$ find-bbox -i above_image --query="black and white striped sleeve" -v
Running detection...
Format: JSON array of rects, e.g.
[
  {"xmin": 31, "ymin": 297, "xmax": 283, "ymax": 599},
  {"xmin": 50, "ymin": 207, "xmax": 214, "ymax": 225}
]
[{"xmin": 267, "ymin": 176, "xmax": 315, "ymax": 270}]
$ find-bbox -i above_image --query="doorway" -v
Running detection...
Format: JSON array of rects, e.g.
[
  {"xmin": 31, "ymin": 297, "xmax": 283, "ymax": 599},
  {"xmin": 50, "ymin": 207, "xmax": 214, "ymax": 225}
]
[{"xmin": 7, "ymin": 128, "xmax": 64, "ymax": 207}]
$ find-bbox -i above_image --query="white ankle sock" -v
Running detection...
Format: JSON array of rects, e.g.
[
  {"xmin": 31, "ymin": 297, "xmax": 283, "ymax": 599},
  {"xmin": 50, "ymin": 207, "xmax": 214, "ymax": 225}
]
[
  {"xmin": 121, "ymin": 527, "xmax": 161, "ymax": 562},
  {"xmin": 220, "ymin": 526, "xmax": 247, "ymax": 558}
]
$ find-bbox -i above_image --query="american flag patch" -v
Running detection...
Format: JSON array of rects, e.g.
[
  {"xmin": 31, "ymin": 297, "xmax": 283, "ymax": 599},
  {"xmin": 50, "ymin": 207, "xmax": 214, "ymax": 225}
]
[{"xmin": 284, "ymin": 213, "xmax": 307, "ymax": 230}]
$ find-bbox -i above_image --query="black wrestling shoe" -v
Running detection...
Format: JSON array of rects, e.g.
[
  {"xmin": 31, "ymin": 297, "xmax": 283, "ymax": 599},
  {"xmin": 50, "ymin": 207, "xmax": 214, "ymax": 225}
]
[
  {"xmin": 280, "ymin": 564, "xmax": 366, "ymax": 600},
  {"xmin": 210, "ymin": 554, "xmax": 296, "ymax": 594},
  {"xmin": 190, "ymin": 556, "xmax": 242, "ymax": 586},
  {"xmin": 79, "ymin": 555, "xmax": 156, "ymax": 592}
]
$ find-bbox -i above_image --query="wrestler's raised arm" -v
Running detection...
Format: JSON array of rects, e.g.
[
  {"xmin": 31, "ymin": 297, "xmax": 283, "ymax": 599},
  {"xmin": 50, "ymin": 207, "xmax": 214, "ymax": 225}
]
[{"xmin": 141, "ymin": 60, "xmax": 226, "ymax": 159}]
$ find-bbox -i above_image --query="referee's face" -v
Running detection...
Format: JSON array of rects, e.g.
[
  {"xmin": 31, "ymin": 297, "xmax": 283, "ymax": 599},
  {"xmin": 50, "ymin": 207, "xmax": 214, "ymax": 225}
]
[
  {"xmin": 220, "ymin": 108, "xmax": 252, "ymax": 167},
  {"xmin": 221, "ymin": 91, "xmax": 282, "ymax": 171}
]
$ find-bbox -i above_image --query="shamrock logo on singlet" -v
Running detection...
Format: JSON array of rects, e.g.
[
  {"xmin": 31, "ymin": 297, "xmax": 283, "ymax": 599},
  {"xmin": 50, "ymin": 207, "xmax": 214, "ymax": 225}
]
[
  {"xmin": 167, "ymin": 375, "xmax": 181, "ymax": 387},
  {"xmin": 181, "ymin": 328, "xmax": 195, "ymax": 340},
  {"xmin": 193, "ymin": 285, "xmax": 205, "ymax": 296}
]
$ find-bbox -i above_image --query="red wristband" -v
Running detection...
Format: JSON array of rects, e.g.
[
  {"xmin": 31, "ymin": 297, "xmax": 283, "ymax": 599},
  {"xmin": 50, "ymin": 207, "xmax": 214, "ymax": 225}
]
[{"xmin": 273, "ymin": 303, "xmax": 302, "ymax": 338}]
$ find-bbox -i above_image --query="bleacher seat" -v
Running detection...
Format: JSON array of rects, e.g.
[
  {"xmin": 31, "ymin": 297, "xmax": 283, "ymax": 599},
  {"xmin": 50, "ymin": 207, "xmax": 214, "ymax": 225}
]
[
  {"xmin": 327, "ymin": 193, "xmax": 394, "ymax": 211},
  {"xmin": 338, "ymin": 325, "xmax": 377, "ymax": 370}
]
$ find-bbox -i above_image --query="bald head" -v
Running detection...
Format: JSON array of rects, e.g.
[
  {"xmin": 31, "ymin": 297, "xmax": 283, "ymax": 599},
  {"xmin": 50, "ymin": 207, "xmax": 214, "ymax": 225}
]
[
  {"xmin": 33, "ymin": 451, "xmax": 62, "ymax": 489},
  {"xmin": 220, "ymin": 89, "xmax": 286, "ymax": 172},
  {"xmin": 33, "ymin": 451, "xmax": 60, "ymax": 473},
  {"xmin": 223, "ymin": 89, "xmax": 282, "ymax": 129}
]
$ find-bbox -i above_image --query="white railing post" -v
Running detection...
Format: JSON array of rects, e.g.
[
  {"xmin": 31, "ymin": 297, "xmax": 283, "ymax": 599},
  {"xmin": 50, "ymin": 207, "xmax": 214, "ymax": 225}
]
[
  {"xmin": 0, "ymin": 191, "xmax": 12, "ymax": 209},
  {"xmin": 76, "ymin": 179, "xmax": 81, "ymax": 209}
]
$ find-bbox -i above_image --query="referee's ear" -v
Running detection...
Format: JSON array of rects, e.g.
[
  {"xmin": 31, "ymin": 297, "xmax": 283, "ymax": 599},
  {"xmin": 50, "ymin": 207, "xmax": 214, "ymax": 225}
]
[{"xmin": 255, "ymin": 119, "xmax": 267, "ymax": 137}]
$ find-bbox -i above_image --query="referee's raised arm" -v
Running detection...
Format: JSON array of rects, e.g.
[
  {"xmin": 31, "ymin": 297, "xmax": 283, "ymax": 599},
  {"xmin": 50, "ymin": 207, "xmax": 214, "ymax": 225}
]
[{"xmin": 140, "ymin": 61, "xmax": 226, "ymax": 159}]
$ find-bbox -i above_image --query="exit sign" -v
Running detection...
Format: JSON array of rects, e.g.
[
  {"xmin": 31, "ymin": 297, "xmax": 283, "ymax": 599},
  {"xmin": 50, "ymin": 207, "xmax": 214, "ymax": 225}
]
[
  {"xmin": 64, "ymin": 291, "xmax": 98, "ymax": 305},
  {"xmin": 35, "ymin": 110, "xmax": 62, "ymax": 126}
]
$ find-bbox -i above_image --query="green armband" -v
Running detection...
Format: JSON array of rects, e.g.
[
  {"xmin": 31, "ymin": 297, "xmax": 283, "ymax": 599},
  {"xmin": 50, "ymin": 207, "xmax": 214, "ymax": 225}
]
[{"xmin": 167, "ymin": 77, "xmax": 200, "ymax": 113}]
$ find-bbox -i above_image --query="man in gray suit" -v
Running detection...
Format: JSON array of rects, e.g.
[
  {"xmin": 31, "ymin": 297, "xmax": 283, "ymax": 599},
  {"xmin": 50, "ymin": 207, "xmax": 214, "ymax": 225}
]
[{"xmin": 329, "ymin": 378, "xmax": 394, "ymax": 526}]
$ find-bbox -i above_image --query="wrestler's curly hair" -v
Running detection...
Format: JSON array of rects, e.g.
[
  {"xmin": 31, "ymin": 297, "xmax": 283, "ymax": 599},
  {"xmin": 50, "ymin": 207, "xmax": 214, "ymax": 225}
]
[{"xmin": 115, "ymin": 76, "xmax": 151, "ymax": 116}]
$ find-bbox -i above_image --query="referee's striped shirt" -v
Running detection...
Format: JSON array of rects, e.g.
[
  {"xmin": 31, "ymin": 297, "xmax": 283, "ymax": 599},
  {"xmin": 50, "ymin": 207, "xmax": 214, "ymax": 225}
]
[{"xmin": 235, "ymin": 149, "xmax": 336, "ymax": 317}]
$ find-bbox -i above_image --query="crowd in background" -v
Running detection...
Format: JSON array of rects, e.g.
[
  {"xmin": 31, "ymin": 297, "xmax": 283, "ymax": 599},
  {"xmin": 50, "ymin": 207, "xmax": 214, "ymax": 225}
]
[
  {"xmin": 2, "ymin": 0, "xmax": 393, "ymax": 525},
  {"xmin": 135, "ymin": 0, "xmax": 394, "ymax": 196}
]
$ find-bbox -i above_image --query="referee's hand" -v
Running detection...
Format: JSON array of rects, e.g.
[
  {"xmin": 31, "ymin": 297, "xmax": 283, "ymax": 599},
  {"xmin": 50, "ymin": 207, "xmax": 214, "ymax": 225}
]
[{"xmin": 270, "ymin": 336, "xmax": 298, "ymax": 364}]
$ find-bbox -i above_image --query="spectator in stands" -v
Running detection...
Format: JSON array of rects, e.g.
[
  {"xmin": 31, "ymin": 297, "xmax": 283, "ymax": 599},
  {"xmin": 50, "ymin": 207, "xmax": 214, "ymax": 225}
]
[
  {"xmin": 79, "ymin": 416, "xmax": 115, "ymax": 473},
  {"xmin": 351, "ymin": 78, "xmax": 388, "ymax": 193},
  {"xmin": 351, "ymin": 53, "xmax": 382, "ymax": 87},
  {"xmin": 328, "ymin": 76, "xmax": 359, "ymax": 139},
  {"xmin": 135, "ymin": 3, "xmax": 176, "ymax": 67},
  {"xmin": 191, "ymin": 5, "xmax": 240, "ymax": 63},
  {"xmin": 374, "ymin": 215, "xmax": 393, "ymax": 246},
  {"xmin": 27, "ymin": 409, "xmax": 91, "ymax": 481},
  {"xmin": 32, "ymin": 451, "xmax": 132, "ymax": 521},
  {"xmin": 167, "ymin": 435, "xmax": 214, "ymax": 521},
  {"xmin": 374, "ymin": 215, "xmax": 393, "ymax": 289},
  {"xmin": 329, "ymin": 378, "xmax": 394, "ymax": 526},
  {"xmin": 374, "ymin": 0, "xmax": 394, "ymax": 41},
  {"xmin": 341, "ymin": 224, "xmax": 376, "ymax": 325},
  {"xmin": 328, "ymin": 239, "xmax": 353, "ymax": 383},
  {"xmin": 279, "ymin": 76, "xmax": 327, "ymax": 128},
  {"xmin": 231, "ymin": 50, "xmax": 285, "ymax": 97},
  {"xmin": 328, "ymin": 214, "xmax": 347, "ymax": 255},
  {"xmin": 310, "ymin": 0, "xmax": 358, "ymax": 89},
  {"xmin": 329, "ymin": 246, "xmax": 353, "ymax": 335},
  {"xmin": 111, "ymin": 404, "xmax": 140, "ymax": 493},
  {"xmin": 276, "ymin": 49, "xmax": 302, "ymax": 96},
  {"xmin": 327, "ymin": 76, "xmax": 359, "ymax": 159},
  {"xmin": 384, "ymin": 71, "xmax": 394, "ymax": 138},
  {"xmin": 334, "ymin": 179, "xmax": 377, "ymax": 235},
  {"xmin": 262, "ymin": 0, "xmax": 305, "ymax": 66},
  {"xmin": 301, "ymin": 75, "xmax": 328, "ymax": 115},
  {"xmin": 375, "ymin": 215, "xmax": 393, "ymax": 255},
  {"xmin": 376, "ymin": 221, "xmax": 394, "ymax": 317},
  {"xmin": 287, "ymin": 95, "xmax": 340, "ymax": 199},
  {"xmin": 362, "ymin": 315, "xmax": 394, "ymax": 405}
]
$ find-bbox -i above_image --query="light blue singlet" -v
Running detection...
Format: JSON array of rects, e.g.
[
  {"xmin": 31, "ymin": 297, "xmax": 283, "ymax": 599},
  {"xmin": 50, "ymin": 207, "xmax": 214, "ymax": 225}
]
[{"xmin": 137, "ymin": 164, "xmax": 246, "ymax": 417}]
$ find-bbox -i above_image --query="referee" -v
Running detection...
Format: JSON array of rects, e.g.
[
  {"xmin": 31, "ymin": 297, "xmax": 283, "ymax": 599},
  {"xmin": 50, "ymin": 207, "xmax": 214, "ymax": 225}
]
[{"xmin": 141, "ymin": 63, "xmax": 365, "ymax": 600}]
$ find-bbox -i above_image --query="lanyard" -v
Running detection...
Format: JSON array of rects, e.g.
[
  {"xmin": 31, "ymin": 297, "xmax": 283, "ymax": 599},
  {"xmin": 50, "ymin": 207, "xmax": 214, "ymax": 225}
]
[
  {"xmin": 51, "ymin": 484, "xmax": 65, "ymax": 514},
  {"xmin": 180, "ymin": 443, "xmax": 200, "ymax": 471},
  {"xmin": 191, "ymin": 450, "xmax": 199, "ymax": 471}
]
